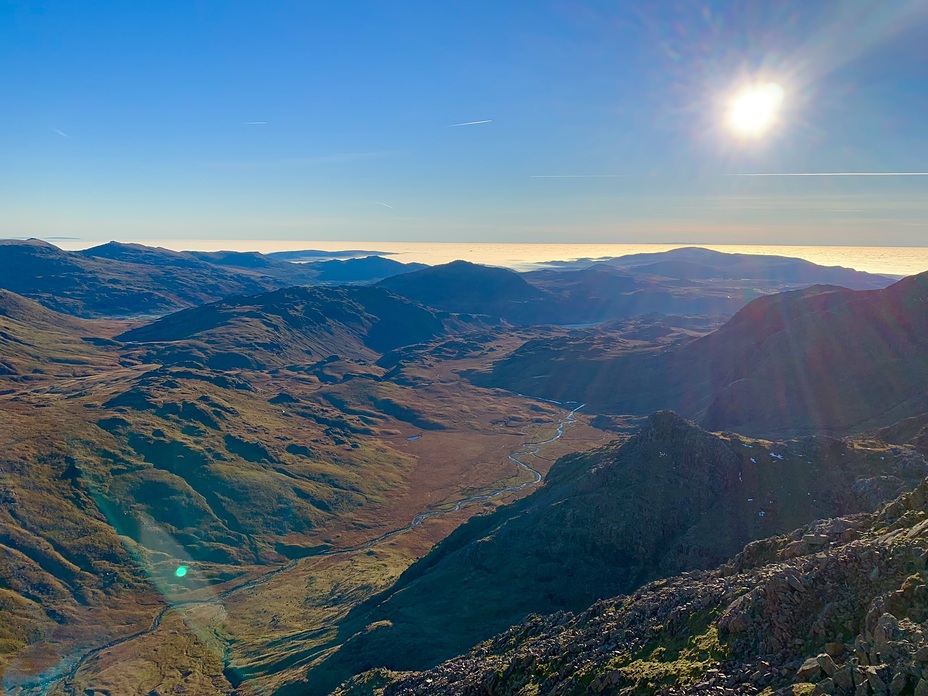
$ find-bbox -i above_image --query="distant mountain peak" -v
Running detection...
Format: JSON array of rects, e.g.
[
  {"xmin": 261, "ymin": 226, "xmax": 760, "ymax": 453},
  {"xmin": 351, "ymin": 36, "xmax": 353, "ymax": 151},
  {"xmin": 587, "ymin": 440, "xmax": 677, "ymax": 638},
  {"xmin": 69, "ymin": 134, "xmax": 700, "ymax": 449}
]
[{"xmin": 0, "ymin": 237, "xmax": 59, "ymax": 247}]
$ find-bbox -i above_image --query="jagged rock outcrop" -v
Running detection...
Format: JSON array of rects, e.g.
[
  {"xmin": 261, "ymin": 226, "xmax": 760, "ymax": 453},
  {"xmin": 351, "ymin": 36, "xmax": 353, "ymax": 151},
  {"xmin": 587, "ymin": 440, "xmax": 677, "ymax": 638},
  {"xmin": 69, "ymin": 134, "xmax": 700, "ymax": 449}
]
[
  {"xmin": 342, "ymin": 478, "xmax": 928, "ymax": 695},
  {"xmin": 291, "ymin": 413, "xmax": 927, "ymax": 695}
]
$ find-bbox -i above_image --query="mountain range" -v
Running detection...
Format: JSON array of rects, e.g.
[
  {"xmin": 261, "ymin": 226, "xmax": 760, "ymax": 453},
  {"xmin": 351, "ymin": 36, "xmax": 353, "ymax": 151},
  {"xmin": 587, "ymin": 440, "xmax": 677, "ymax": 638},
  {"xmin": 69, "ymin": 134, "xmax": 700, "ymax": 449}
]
[
  {"xmin": 1, "ymin": 242, "xmax": 926, "ymax": 695},
  {"xmin": 116, "ymin": 285, "xmax": 463, "ymax": 370},
  {"xmin": 0, "ymin": 240, "xmax": 895, "ymax": 323},
  {"xmin": 0, "ymin": 240, "xmax": 424, "ymax": 317},
  {"xmin": 378, "ymin": 250, "xmax": 895, "ymax": 326}
]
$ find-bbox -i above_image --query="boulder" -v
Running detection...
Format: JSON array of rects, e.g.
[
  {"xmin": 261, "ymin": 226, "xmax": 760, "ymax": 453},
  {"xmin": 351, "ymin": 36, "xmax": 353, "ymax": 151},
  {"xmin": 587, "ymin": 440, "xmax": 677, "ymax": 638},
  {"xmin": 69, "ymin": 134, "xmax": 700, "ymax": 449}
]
[
  {"xmin": 798, "ymin": 656, "xmax": 823, "ymax": 681},
  {"xmin": 818, "ymin": 653, "xmax": 838, "ymax": 677}
]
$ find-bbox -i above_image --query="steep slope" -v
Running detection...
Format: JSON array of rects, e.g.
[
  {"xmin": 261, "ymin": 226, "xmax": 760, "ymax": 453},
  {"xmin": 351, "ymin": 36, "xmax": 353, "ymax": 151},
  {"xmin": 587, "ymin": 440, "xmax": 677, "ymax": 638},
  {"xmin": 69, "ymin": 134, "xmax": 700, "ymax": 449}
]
[
  {"xmin": 695, "ymin": 273, "xmax": 928, "ymax": 433},
  {"xmin": 357, "ymin": 475, "xmax": 928, "ymax": 696},
  {"xmin": 479, "ymin": 271, "xmax": 928, "ymax": 436},
  {"xmin": 286, "ymin": 412, "xmax": 927, "ymax": 694}
]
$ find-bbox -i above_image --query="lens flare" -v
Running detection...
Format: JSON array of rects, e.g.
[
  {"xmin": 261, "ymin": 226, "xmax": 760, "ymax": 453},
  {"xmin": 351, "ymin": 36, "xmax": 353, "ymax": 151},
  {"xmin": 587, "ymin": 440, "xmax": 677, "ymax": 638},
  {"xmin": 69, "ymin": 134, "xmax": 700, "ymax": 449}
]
[
  {"xmin": 728, "ymin": 83, "xmax": 784, "ymax": 137},
  {"xmin": 175, "ymin": 565, "xmax": 188, "ymax": 578}
]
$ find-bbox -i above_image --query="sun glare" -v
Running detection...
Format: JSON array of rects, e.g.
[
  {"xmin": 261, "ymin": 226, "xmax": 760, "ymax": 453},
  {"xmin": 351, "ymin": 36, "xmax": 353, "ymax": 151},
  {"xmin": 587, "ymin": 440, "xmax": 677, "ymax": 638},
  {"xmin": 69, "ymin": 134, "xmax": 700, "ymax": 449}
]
[{"xmin": 728, "ymin": 83, "xmax": 784, "ymax": 137}]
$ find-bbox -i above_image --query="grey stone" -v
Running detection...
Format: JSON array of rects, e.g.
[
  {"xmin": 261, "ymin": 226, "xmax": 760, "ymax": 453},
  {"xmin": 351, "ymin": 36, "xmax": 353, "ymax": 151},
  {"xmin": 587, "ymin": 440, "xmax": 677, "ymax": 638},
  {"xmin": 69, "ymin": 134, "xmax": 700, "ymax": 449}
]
[
  {"xmin": 818, "ymin": 654, "xmax": 839, "ymax": 677},
  {"xmin": 866, "ymin": 666, "xmax": 889, "ymax": 695},
  {"xmin": 833, "ymin": 666, "xmax": 855, "ymax": 691},
  {"xmin": 798, "ymin": 656, "xmax": 823, "ymax": 681},
  {"xmin": 890, "ymin": 672, "xmax": 908, "ymax": 696},
  {"xmin": 803, "ymin": 534, "xmax": 830, "ymax": 545}
]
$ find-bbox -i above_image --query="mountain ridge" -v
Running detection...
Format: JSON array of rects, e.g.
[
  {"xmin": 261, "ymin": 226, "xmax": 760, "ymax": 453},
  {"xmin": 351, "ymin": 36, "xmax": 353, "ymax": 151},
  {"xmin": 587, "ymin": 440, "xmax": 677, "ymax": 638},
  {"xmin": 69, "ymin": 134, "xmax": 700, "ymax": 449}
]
[
  {"xmin": 115, "ymin": 285, "xmax": 467, "ymax": 371},
  {"xmin": 344, "ymin": 472, "xmax": 928, "ymax": 695},
  {"xmin": 0, "ymin": 240, "xmax": 424, "ymax": 317},
  {"xmin": 286, "ymin": 411, "xmax": 928, "ymax": 694},
  {"xmin": 477, "ymin": 271, "xmax": 928, "ymax": 436}
]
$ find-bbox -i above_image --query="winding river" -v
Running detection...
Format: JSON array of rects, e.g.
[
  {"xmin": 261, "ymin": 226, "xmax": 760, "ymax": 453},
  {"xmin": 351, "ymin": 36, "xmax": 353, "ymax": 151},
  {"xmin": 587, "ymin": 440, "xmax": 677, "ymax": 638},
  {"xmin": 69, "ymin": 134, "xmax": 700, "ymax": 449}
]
[{"xmin": 16, "ymin": 400, "xmax": 584, "ymax": 695}]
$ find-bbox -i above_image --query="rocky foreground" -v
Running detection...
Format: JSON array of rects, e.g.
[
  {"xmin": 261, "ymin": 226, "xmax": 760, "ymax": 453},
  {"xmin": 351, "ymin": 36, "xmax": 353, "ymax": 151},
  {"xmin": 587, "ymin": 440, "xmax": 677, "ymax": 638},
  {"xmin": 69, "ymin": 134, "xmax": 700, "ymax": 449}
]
[{"xmin": 339, "ymin": 477, "xmax": 928, "ymax": 695}]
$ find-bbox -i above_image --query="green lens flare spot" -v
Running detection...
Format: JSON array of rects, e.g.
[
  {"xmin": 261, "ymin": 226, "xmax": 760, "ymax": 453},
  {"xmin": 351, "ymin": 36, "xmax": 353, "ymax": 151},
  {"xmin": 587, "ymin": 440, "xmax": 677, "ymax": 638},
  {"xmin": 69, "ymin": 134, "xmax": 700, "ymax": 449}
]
[{"xmin": 175, "ymin": 566, "xmax": 188, "ymax": 578}]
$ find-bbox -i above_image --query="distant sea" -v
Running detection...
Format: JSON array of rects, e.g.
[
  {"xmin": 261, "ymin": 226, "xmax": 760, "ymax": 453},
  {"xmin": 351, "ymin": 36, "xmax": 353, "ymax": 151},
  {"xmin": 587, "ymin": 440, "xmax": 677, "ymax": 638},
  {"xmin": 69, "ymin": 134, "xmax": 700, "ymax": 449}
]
[{"xmin": 56, "ymin": 239, "xmax": 928, "ymax": 277}]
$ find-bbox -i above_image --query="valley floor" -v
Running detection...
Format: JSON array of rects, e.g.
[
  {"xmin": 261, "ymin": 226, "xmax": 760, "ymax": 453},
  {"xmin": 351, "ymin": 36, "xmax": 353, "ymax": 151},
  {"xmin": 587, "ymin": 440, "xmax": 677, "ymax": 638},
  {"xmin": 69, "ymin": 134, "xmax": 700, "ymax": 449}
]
[{"xmin": 0, "ymin": 321, "xmax": 611, "ymax": 696}]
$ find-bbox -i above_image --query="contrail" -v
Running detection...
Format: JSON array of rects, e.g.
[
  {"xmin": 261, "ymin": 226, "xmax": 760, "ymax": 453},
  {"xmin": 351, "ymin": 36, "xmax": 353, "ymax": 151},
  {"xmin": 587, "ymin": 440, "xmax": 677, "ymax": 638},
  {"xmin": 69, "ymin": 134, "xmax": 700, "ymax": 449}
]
[
  {"xmin": 448, "ymin": 119, "xmax": 492, "ymax": 127},
  {"xmin": 734, "ymin": 172, "xmax": 928, "ymax": 177},
  {"xmin": 52, "ymin": 128, "xmax": 70, "ymax": 138},
  {"xmin": 244, "ymin": 121, "xmax": 267, "ymax": 125},
  {"xmin": 374, "ymin": 201, "xmax": 393, "ymax": 209},
  {"xmin": 530, "ymin": 174, "xmax": 629, "ymax": 178}
]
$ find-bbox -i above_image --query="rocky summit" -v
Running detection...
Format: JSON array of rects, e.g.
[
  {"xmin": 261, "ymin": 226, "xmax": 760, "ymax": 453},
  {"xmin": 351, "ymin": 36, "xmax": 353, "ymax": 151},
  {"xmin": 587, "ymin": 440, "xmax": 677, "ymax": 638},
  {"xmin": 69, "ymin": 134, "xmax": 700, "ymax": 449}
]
[
  {"xmin": 347, "ymin": 476, "xmax": 928, "ymax": 695},
  {"xmin": 287, "ymin": 411, "xmax": 928, "ymax": 695}
]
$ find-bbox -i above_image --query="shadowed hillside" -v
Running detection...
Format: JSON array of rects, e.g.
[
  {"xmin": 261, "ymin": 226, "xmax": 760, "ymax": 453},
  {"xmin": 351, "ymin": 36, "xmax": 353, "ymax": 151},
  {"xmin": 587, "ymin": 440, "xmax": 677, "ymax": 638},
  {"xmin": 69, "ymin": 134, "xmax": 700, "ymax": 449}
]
[
  {"xmin": 285, "ymin": 412, "xmax": 927, "ymax": 695},
  {"xmin": 378, "ymin": 252, "xmax": 896, "ymax": 327},
  {"xmin": 478, "ymin": 271, "xmax": 928, "ymax": 436},
  {"xmin": 350, "ymin": 473, "xmax": 928, "ymax": 695}
]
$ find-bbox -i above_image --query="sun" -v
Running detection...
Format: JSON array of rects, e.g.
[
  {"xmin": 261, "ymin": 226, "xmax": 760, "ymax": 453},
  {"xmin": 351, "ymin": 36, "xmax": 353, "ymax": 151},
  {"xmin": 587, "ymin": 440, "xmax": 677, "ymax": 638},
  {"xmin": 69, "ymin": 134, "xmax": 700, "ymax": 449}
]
[{"xmin": 727, "ymin": 83, "xmax": 784, "ymax": 137}]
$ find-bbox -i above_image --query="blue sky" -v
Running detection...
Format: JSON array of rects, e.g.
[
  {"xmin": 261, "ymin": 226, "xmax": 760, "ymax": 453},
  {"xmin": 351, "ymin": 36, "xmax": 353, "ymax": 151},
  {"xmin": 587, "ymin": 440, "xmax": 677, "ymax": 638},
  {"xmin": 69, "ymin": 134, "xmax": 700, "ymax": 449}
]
[{"xmin": 2, "ymin": 0, "xmax": 927, "ymax": 247}]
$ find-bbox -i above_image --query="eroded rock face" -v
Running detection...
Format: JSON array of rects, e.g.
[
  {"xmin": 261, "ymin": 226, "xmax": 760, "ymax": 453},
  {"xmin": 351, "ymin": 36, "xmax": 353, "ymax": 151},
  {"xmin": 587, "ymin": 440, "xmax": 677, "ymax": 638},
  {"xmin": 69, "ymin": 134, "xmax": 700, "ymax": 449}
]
[{"xmin": 344, "ymin": 479, "xmax": 928, "ymax": 696}]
